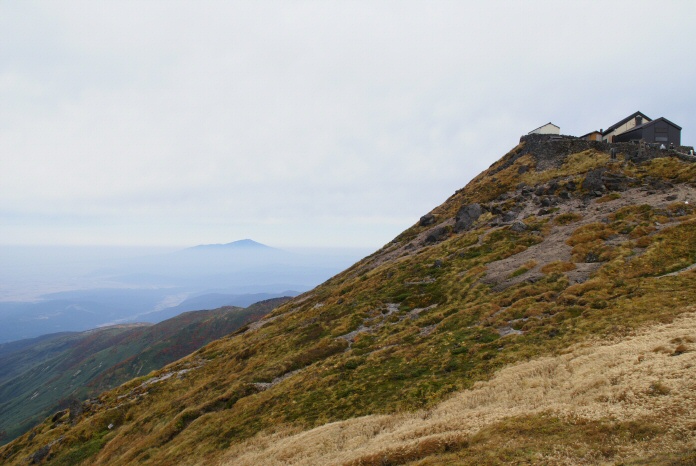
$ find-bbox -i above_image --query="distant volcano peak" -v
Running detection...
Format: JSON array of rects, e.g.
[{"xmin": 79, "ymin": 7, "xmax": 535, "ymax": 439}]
[{"xmin": 187, "ymin": 239, "xmax": 275, "ymax": 251}]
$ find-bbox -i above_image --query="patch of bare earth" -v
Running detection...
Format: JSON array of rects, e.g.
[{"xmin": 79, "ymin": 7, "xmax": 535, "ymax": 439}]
[{"xmin": 483, "ymin": 185, "xmax": 696, "ymax": 290}]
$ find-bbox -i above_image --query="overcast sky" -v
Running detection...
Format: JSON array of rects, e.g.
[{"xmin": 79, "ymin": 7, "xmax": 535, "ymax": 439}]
[{"xmin": 1, "ymin": 1, "xmax": 695, "ymax": 248}]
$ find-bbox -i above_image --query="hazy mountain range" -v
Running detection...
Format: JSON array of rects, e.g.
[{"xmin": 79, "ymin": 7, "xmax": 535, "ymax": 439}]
[{"xmin": 0, "ymin": 240, "xmax": 369, "ymax": 342}]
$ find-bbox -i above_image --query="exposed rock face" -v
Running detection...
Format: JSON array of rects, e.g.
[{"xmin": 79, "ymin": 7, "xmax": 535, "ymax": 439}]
[
  {"xmin": 502, "ymin": 211, "xmax": 518, "ymax": 223},
  {"xmin": 601, "ymin": 172, "xmax": 636, "ymax": 191},
  {"xmin": 539, "ymin": 196, "xmax": 558, "ymax": 207},
  {"xmin": 645, "ymin": 177, "xmax": 674, "ymax": 191},
  {"xmin": 30, "ymin": 445, "xmax": 50, "ymax": 464},
  {"xmin": 424, "ymin": 226, "xmax": 449, "ymax": 244},
  {"xmin": 582, "ymin": 169, "xmax": 637, "ymax": 193},
  {"xmin": 510, "ymin": 221, "xmax": 527, "ymax": 232},
  {"xmin": 419, "ymin": 214, "xmax": 435, "ymax": 226},
  {"xmin": 454, "ymin": 203, "xmax": 482, "ymax": 233},
  {"xmin": 581, "ymin": 168, "xmax": 605, "ymax": 193}
]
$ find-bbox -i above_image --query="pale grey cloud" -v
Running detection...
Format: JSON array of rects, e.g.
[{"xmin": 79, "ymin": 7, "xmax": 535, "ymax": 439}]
[{"xmin": 1, "ymin": 1, "xmax": 695, "ymax": 247}]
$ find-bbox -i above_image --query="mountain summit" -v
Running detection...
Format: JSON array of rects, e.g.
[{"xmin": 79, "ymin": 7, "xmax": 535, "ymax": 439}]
[{"xmin": 3, "ymin": 135, "xmax": 695, "ymax": 465}]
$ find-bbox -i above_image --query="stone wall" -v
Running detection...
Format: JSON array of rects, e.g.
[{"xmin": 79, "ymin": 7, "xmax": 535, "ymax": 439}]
[{"xmin": 517, "ymin": 134, "xmax": 695, "ymax": 168}]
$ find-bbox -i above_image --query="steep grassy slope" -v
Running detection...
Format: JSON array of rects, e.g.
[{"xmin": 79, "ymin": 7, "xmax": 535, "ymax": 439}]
[
  {"xmin": 0, "ymin": 331, "xmax": 124, "ymax": 388},
  {"xmin": 85, "ymin": 298, "xmax": 289, "ymax": 395},
  {"xmin": 0, "ymin": 325, "xmax": 147, "ymax": 445},
  {"xmin": 220, "ymin": 311, "xmax": 696, "ymax": 465},
  {"xmin": 2, "ymin": 138, "xmax": 695, "ymax": 465},
  {"xmin": 0, "ymin": 298, "xmax": 287, "ymax": 445}
]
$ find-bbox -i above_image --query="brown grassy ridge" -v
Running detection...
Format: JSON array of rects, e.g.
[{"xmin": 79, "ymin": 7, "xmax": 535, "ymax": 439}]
[
  {"xmin": 221, "ymin": 307, "xmax": 696, "ymax": 465},
  {"xmin": 0, "ymin": 302, "xmax": 285, "ymax": 447},
  {"xmin": 1, "ymin": 144, "xmax": 695, "ymax": 466}
]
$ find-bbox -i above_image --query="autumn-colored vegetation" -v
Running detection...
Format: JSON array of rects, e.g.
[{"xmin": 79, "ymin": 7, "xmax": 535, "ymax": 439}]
[
  {"xmin": 221, "ymin": 310, "xmax": 696, "ymax": 465},
  {"xmin": 2, "ymin": 142, "xmax": 695, "ymax": 465},
  {"xmin": 0, "ymin": 300, "xmax": 286, "ymax": 446}
]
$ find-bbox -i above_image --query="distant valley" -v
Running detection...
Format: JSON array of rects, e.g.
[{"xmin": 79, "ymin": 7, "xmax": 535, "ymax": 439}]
[
  {"xmin": 0, "ymin": 240, "xmax": 369, "ymax": 342},
  {"xmin": 0, "ymin": 290, "xmax": 296, "ymax": 343},
  {"xmin": 0, "ymin": 297, "xmax": 289, "ymax": 444}
]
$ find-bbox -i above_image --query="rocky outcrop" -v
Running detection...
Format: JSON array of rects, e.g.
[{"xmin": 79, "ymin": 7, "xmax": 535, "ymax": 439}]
[
  {"xmin": 582, "ymin": 169, "xmax": 638, "ymax": 194},
  {"xmin": 601, "ymin": 172, "xmax": 636, "ymax": 192},
  {"xmin": 582, "ymin": 168, "xmax": 606, "ymax": 193},
  {"xmin": 510, "ymin": 221, "xmax": 527, "ymax": 232},
  {"xmin": 454, "ymin": 203, "xmax": 483, "ymax": 233},
  {"xmin": 419, "ymin": 214, "xmax": 435, "ymax": 226},
  {"xmin": 424, "ymin": 226, "xmax": 450, "ymax": 244}
]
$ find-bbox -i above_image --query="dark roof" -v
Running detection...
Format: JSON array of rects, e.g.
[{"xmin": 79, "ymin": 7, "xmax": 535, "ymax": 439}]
[
  {"xmin": 603, "ymin": 111, "xmax": 651, "ymax": 135},
  {"xmin": 617, "ymin": 116, "xmax": 682, "ymax": 137},
  {"xmin": 650, "ymin": 116, "xmax": 681, "ymax": 130}
]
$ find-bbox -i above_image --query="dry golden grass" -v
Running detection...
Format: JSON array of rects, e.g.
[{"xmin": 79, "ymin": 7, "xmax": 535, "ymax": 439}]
[
  {"xmin": 541, "ymin": 261, "xmax": 576, "ymax": 274},
  {"xmin": 221, "ymin": 309, "xmax": 696, "ymax": 466},
  {"xmin": 4, "ymin": 147, "xmax": 695, "ymax": 466},
  {"xmin": 553, "ymin": 212, "xmax": 583, "ymax": 225},
  {"xmin": 507, "ymin": 260, "xmax": 538, "ymax": 279},
  {"xmin": 519, "ymin": 150, "xmax": 611, "ymax": 187}
]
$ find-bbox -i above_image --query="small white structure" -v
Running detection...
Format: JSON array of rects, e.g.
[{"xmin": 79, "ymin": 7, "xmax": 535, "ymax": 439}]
[{"xmin": 528, "ymin": 122, "xmax": 560, "ymax": 135}]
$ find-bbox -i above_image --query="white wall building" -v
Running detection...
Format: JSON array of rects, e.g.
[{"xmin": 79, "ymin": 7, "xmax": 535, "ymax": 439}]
[
  {"xmin": 602, "ymin": 111, "xmax": 651, "ymax": 143},
  {"xmin": 528, "ymin": 122, "xmax": 560, "ymax": 135}
]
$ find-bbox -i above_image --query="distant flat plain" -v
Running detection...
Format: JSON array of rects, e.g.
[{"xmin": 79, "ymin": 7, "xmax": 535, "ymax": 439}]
[{"xmin": 0, "ymin": 243, "xmax": 370, "ymax": 342}]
